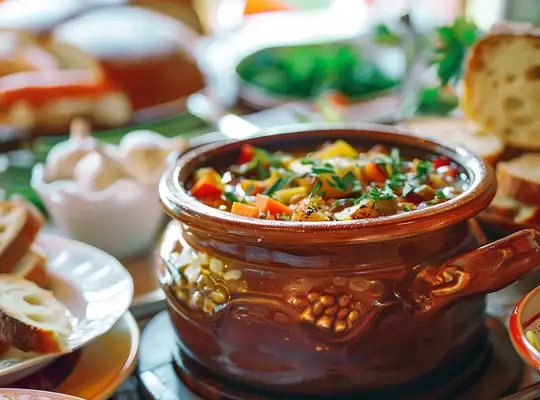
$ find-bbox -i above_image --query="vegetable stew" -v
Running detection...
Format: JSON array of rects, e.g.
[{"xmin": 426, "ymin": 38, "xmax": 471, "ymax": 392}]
[{"xmin": 189, "ymin": 140, "xmax": 468, "ymax": 222}]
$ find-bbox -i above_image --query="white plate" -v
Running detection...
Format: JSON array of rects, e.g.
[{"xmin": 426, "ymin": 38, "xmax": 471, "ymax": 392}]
[{"xmin": 0, "ymin": 234, "xmax": 134, "ymax": 386}]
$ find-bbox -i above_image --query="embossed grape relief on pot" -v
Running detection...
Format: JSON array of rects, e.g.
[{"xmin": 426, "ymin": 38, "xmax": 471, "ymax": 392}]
[
  {"xmin": 286, "ymin": 276, "xmax": 385, "ymax": 335},
  {"xmin": 164, "ymin": 248, "xmax": 247, "ymax": 316}
]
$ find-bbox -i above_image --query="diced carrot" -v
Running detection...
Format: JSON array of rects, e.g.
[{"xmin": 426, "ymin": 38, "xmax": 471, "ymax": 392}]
[
  {"xmin": 237, "ymin": 144, "xmax": 256, "ymax": 165},
  {"xmin": 441, "ymin": 166, "xmax": 459, "ymax": 179},
  {"xmin": 241, "ymin": 179, "xmax": 266, "ymax": 195},
  {"xmin": 363, "ymin": 162, "xmax": 386, "ymax": 183},
  {"xmin": 191, "ymin": 175, "xmax": 223, "ymax": 199},
  {"xmin": 244, "ymin": 0, "xmax": 295, "ymax": 16},
  {"xmin": 255, "ymin": 194, "xmax": 292, "ymax": 216},
  {"xmin": 324, "ymin": 90, "xmax": 349, "ymax": 107},
  {"xmin": 231, "ymin": 202, "xmax": 260, "ymax": 218}
]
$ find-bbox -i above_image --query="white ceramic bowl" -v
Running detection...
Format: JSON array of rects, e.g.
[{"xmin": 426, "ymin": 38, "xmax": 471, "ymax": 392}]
[{"xmin": 31, "ymin": 163, "xmax": 164, "ymax": 259}]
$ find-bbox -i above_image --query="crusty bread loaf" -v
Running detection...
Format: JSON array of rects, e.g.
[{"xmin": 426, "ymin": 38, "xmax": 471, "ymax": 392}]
[
  {"xmin": 49, "ymin": 6, "xmax": 205, "ymax": 110},
  {"xmin": 463, "ymin": 21, "xmax": 540, "ymax": 150},
  {"xmin": 13, "ymin": 246, "xmax": 49, "ymax": 289},
  {"xmin": 0, "ymin": 275, "xmax": 71, "ymax": 354},
  {"xmin": 401, "ymin": 117, "xmax": 505, "ymax": 165},
  {"xmin": 497, "ymin": 153, "xmax": 540, "ymax": 206},
  {"xmin": 0, "ymin": 200, "xmax": 44, "ymax": 274}
]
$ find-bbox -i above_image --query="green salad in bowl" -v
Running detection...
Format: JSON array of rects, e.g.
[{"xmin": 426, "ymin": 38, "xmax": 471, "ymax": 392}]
[{"xmin": 236, "ymin": 42, "xmax": 401, "ymax": 108}]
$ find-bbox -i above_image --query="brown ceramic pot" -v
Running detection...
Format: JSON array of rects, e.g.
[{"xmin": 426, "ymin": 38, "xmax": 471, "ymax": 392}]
[{"xmin": 158, "ymin": 124, "xmax": 540, "ymax": 396}]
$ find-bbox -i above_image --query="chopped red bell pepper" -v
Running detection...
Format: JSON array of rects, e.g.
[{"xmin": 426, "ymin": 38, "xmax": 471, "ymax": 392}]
[
  {"xmin": 363, "ymin": 162, "xmax": 386, "ymax": 183},
  {"xmin": 237, "ymin": 144, "xmax": 256, "ymax": 165},
  {"xmin": 433, "ymin": 157, "xmax": 451, "ymax": 170},
  {"xmin": 191, "ymin": 175, "xmax": 223, "ymax": 200}
]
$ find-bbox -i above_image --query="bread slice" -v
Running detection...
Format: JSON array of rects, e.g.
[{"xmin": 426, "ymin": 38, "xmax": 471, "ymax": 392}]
[
  {"xmin": 497, "ymin": 153, "xmax": 540, "ymax": 206},
  {"xmin": 486, "ymin": 194, "xmax": 520, "ymax": 220},
  {"xmin": 463, "ymin": 21, "xmax": 540, "ymax": 149},
  {"xmin": 0, "ymin": 200, "xmax": 44, "ymax": 274},
  {"xmin": 486, "ymin": 191, "xmax": 540, "ymax": 227},
  {"xmin": 401, "ymin": 117, "xmax": 505, "ymax": 165},
  {"xmin": 0, "ymin": 276, "xmax": 72, "ymax": 354},
  {"xmin": 515, "ymin": 205, "xmax": 540, "ymax": 225},
  {"xmin": 12, "ymin": 246, "xmax": 49, "ymax": 289}
]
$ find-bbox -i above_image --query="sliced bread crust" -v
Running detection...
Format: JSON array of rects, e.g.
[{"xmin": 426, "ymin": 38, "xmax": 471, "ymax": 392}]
[
  {"xmin": 486, "ymin": 192, "xmax": 540, "ymax": 226},
  {"xmin": 0, "ymin": 199, "xmax": 44, "ymax": 274},
  {"xmin": 497, "ymin": 153, "xmax": 540, "ymax": 206},
  {"xmin": 13, "ymin": 245, "xmax": 49, "ymax": 288},
  {"xmin": 400, "ymin": 117, "xmax": 504, "ymax": 165},
  {"xmin": 463, "ymin": 21, "xmax": 540, "ymax": 150},
  {"xmin": 0, "ymin": 275, "xmax": 71, "ymax": 354}
]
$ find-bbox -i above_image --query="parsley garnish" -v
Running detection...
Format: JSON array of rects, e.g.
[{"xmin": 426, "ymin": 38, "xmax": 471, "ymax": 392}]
[
  {"xmin": 300, "ymin": 158, "xmax": 316, "ymax": 165},
  {"xmin": 436, "ymin": 189, "xmax": 447, "ymax": 199},
  {"xmin": 253, "ymin": 148, "xmax": 286, "ymax": 169},
  {"xmin": 310, "ymin": 164, "xmax": 360, "ymax": 194},
  {"xmin": 246, "ymin": 183, "xmax": 255, "ymax": 195},
  {"xmin": 364, "ymin": 187, "xmax": 397, "ymax": 201},
  {"xmin": 403, "ymin": 204, "xmax": 411, "ymax": 212},
  {"xmin": 311, "ymin": 165, "xmax": 335, "ymax": 175},
  {"xmin": 390, "ymin": 148, "xmax": 402, "ymax": 174},
  {"xmin": 402, "ymin": 182, "xmax": 415, "ymax": 197},
  {"xmin": 310, "ymin": 180, "xmax": 322, "ymax": 198},
  {"xmin": 332, "ymin": 198, "xmax": 357, "ymax": 207},
  {"xmin": 264, "ymin": 176, "xmax": 292, "ymax": 197},
  {"xmin": 430, "ymin": 17, "xmax": 479, "ymax": 87},
  {"xmin": 224, "ymin": 190, "xmax": 241, "ymax": 204},
  {"xmin": 256, "ymin": 160, "xmax": 270, "ymax": 180},
  {"xmin": 416, "ymin": 160, "xmax": 432, "ymax": 179}
]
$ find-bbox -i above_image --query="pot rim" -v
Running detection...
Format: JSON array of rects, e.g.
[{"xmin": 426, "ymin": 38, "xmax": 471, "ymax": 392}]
[{"xmin": 159, "ymin": 123, "xmax": 496, "ymax": 244}]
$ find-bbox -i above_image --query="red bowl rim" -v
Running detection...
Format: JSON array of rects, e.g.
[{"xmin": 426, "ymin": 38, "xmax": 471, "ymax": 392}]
[{"xmin": 509, "ymin": 284, "xmax": 540, "ymax": 369}]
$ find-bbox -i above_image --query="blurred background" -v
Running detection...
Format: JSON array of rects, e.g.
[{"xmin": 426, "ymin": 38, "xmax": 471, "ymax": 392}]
[{"xmin": 0, "ymin": 0, "xmax": 537, "ymax": 212}]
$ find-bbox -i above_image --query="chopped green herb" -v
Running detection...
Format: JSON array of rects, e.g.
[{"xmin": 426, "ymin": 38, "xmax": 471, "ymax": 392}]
[
  {"xmin": 436, "ymin": 189, "xmax": 447, "ymax": 199},
  {"xmin": 300, "ymin": 158, "xmax": 316, "ymax": 165},
  {"xmin": 364, "ymin": 187, "xmax": 397, "ymax": 201},
  {"xmin": 430, "ymin": 17, "xmax": 479, "ymax": 87},
  {"xmin": 312, "ymin": 165, "xmax": 335, "ymax": 175},
  {"xmin": 403, "ymin": 204, "xmax": 411, "ymax": 212},
  {"xmin": 341, "ymin": 171, "xmax": 358, "ymax": 190},
  {"xmin": 246, "ymin": 183, "xmax": 255, "ymax": 195},
  {"xmin": 326, "ymin": 176, "xmax": 348, "ymax": 192},
  {"xmin": 253, "ymin": 148, "xmax": 286, "ymax": 169},
  {"xmin": 264, "ymin": 176, "xmax": 292, "ymax": 197},
  {"xmin": 256, "ymin": 160, "xmax": 270, "ymax": 180},
  {"xmin": 332, "ymin": 198, "xmax": 356, "ymax": 207},
  {"xmin": 280, "ymin": 215, "xmax": 290, "ymax": 221},
  {"xmin": 390, "ymin": 148, "xmax": 401, "ymax": 174},
  {"xmin": 224, "ymin": 190, "xmax": 241, "ymax": 204},
  {"xmin": 416, "ymin": 160, "xmax": 432, "ymax": 179},
  {"xmin": 402, "ymin": 182, "xmax": 415, "ymax": 197},
  {"xmin": 310, "ymin": 180, "xmax": 322, "ymax": 198}
]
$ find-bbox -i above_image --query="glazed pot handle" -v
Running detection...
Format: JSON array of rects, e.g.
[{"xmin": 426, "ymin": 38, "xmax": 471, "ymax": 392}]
[{"xmin": 403, "ymin": 229, "xmax": 540, "ymax": 313}]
